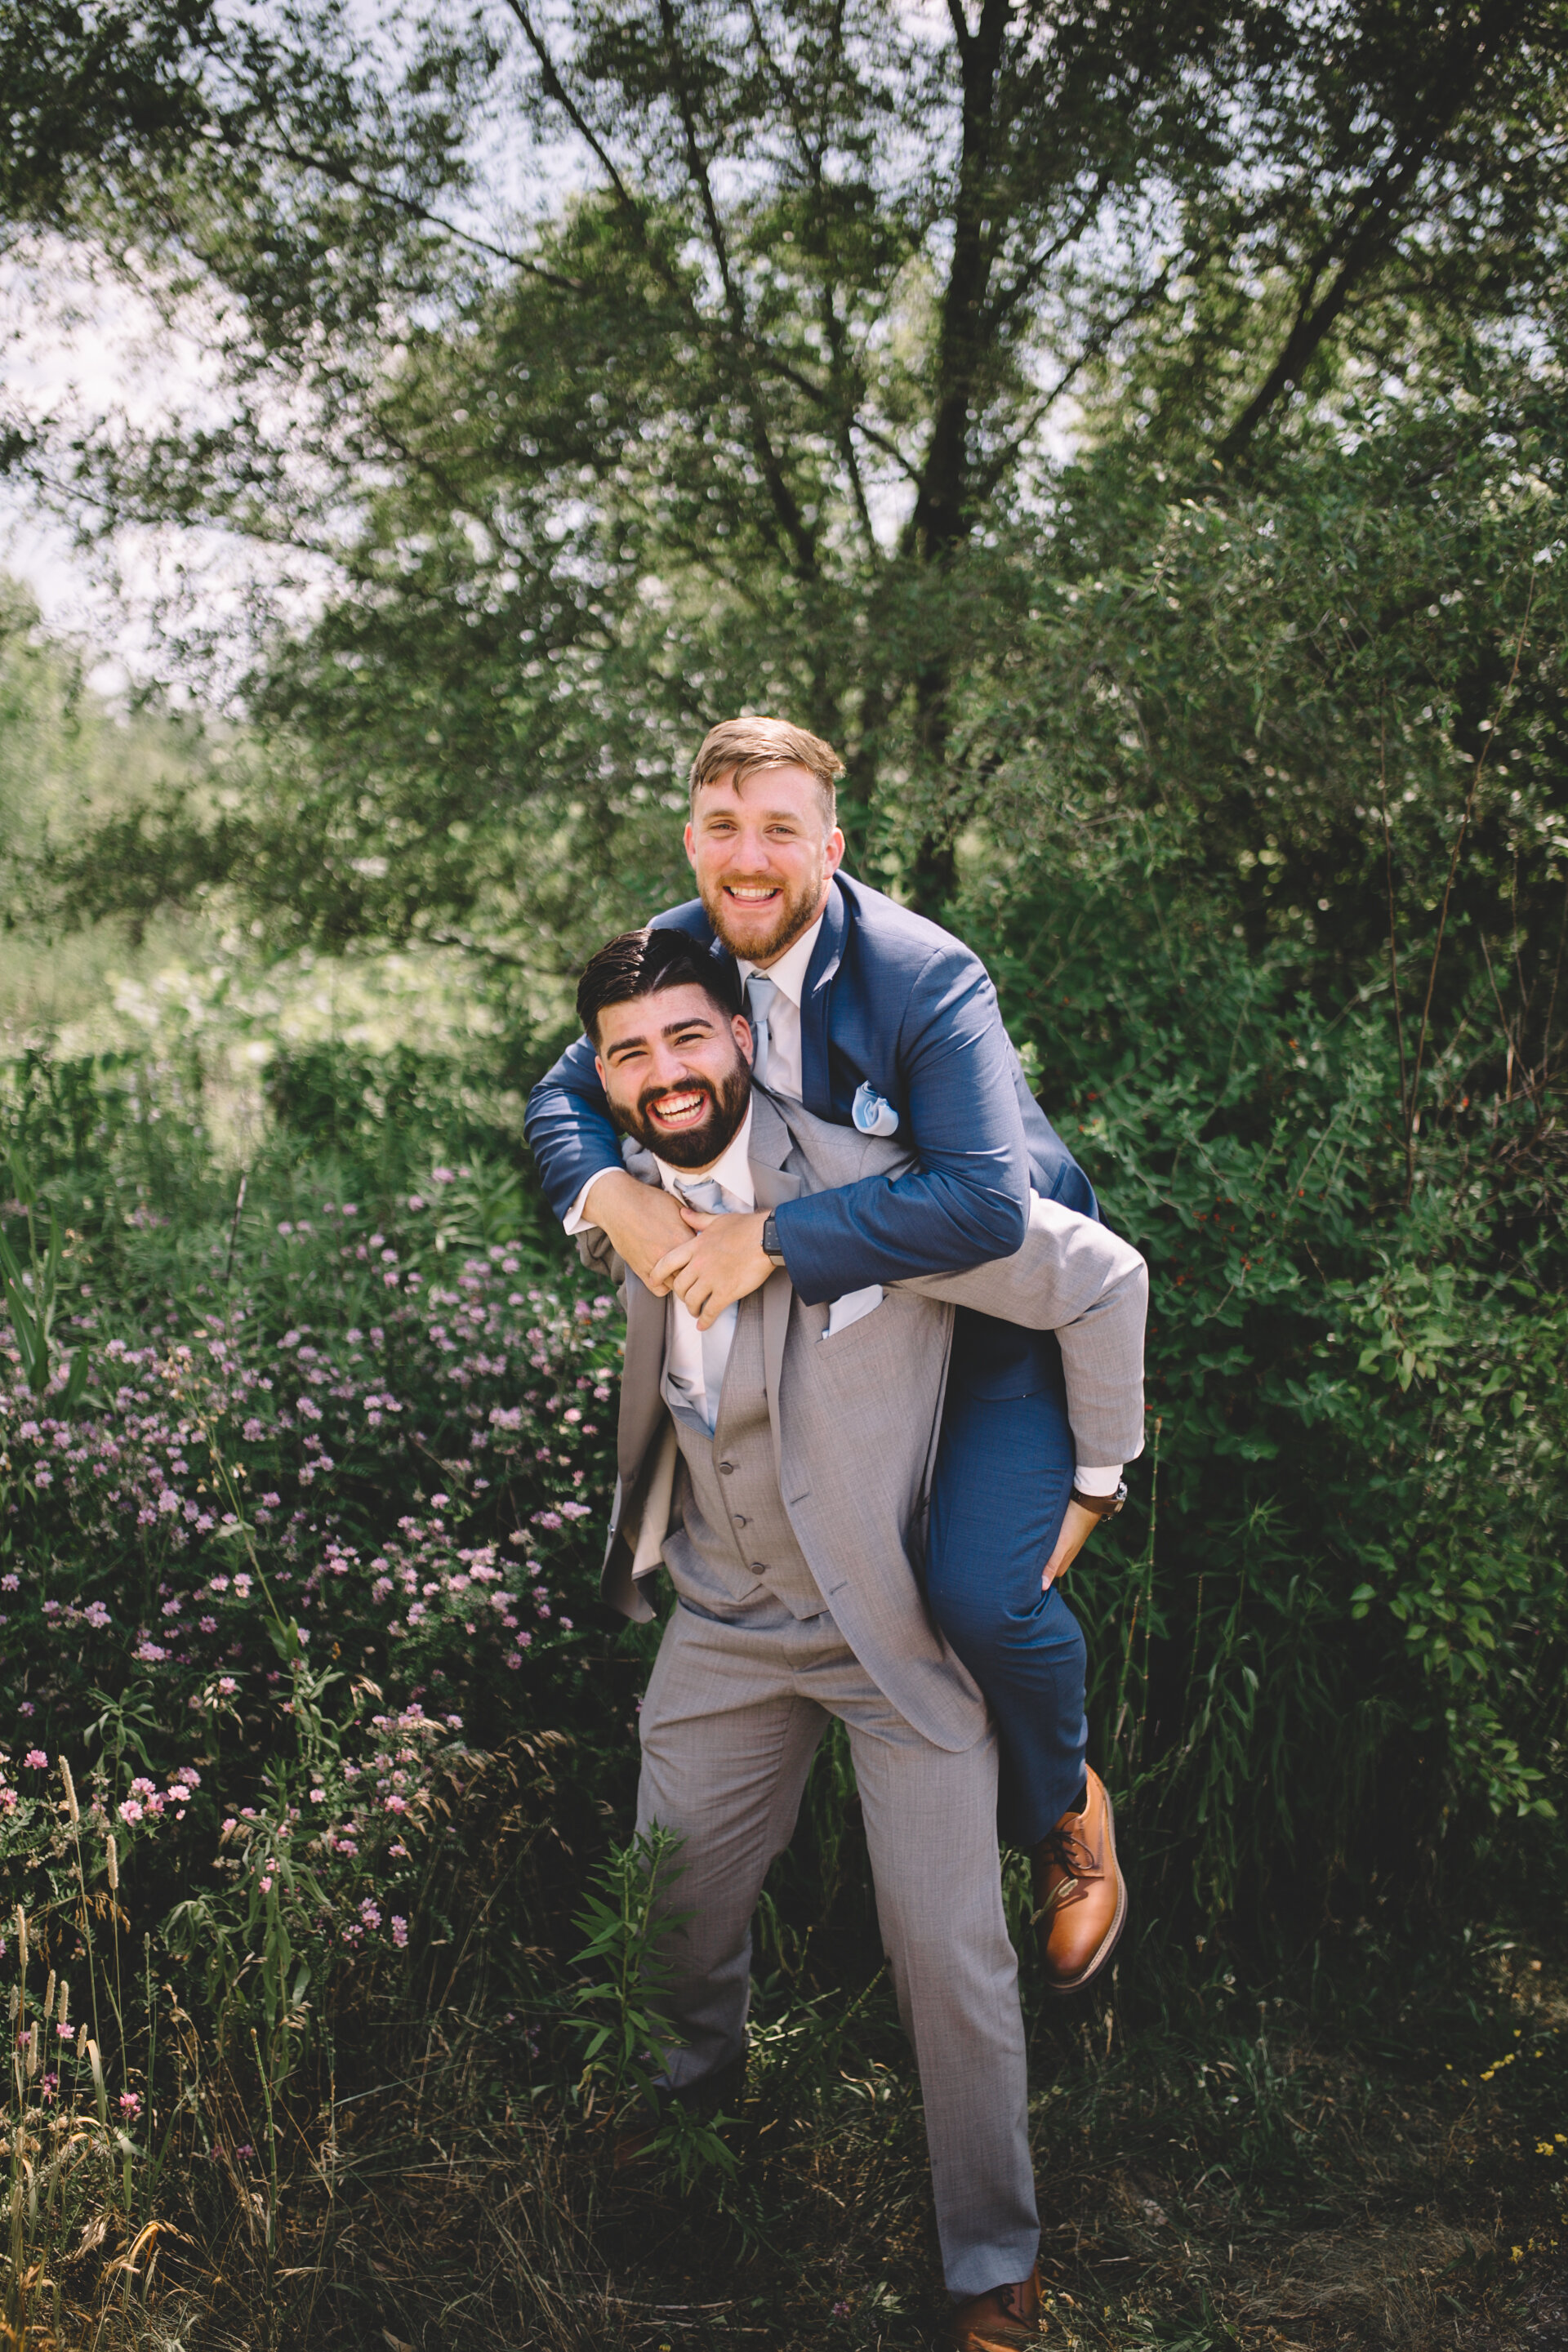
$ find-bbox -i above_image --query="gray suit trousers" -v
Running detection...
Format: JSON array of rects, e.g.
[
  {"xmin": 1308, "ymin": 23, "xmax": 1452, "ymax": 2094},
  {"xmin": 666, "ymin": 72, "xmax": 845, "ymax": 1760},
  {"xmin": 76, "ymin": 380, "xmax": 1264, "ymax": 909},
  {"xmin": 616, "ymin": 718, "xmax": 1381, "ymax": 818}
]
[{"xmin": 635, "ymin": 1598, "xmax": 1040, "ymax": 2300}]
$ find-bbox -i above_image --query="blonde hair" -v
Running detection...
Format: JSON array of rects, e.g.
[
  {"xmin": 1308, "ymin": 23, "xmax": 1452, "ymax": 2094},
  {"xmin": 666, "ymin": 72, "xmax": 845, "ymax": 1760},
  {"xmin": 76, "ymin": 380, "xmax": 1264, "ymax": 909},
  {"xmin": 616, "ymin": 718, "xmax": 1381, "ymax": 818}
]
[{"xmin": 688, "ymin": 715, "xmax": 844, "ymax": 825}]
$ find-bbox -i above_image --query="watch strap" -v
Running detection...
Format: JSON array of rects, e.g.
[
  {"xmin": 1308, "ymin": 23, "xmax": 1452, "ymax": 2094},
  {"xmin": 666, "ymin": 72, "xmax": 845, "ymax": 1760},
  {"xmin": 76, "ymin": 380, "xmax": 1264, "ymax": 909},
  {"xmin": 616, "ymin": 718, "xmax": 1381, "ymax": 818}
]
[
  {"xmin": 1071, "ymin": 1479, "xmax": 1128, "ymax": 1519},
  {"xmin": 761, "ymin": 1210, "xmax": 786, "ymax": 1269}
]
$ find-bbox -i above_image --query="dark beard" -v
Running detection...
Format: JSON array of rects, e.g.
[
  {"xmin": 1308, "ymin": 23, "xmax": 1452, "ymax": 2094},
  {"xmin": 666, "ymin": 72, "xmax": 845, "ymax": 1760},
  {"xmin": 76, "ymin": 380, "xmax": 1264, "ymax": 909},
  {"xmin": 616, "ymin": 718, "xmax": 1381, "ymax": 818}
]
[
  {"xmin": 618, "ymin": 1055, "xmax": 751, "ymax": 1169},
  {"xmin": 700, "ymin": 859, "xmax": 826, "ymax": 963}
]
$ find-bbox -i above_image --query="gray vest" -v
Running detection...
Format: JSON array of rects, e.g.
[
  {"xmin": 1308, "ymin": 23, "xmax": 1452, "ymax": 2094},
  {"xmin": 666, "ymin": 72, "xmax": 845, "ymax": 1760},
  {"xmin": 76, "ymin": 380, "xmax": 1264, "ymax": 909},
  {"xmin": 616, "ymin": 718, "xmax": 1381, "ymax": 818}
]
[{"xmin": 661, "ymin": 1290, "xmax": 828, "ymax": 1622}]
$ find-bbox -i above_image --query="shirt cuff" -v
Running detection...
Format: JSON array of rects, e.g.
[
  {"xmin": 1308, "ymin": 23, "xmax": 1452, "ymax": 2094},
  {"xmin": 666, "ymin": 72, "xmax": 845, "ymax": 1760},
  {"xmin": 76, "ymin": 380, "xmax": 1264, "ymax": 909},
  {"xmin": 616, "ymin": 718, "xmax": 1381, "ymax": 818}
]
[
  {"xmin": 564, "ymin": 1168, "xmax": 616, "ymax": 1235},
  {"xmin": 1071, "ymin": 1463, "xmax": 1124, "ymax": 1497}
]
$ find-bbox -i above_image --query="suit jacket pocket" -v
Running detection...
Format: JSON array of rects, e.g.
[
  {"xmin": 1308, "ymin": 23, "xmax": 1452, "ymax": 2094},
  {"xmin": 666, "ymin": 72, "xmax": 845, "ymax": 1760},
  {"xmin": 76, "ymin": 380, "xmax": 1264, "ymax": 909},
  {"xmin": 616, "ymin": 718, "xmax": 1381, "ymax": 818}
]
[{"xmin": 821, "ymin": 1283, "xmax": 884, "ymax": 1339}]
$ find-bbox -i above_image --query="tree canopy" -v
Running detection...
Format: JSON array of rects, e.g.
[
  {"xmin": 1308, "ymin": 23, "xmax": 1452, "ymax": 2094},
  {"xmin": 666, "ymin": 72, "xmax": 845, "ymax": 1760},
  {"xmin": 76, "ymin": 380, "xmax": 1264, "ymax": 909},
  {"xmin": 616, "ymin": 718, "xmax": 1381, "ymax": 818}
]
[{"xmin": 7, "ymin": 2, "xmax": 1562, "ymax": 1080}]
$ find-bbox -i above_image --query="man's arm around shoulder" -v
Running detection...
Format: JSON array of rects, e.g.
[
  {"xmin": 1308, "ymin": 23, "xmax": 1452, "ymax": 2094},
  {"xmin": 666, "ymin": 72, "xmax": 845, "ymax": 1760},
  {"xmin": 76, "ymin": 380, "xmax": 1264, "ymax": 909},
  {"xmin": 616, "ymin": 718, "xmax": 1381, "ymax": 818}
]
[
  {"xmin": 894, "ymin": 1197, "xmax": 1149, "ymax": 1474},
  {"xmin": 773, "ymin": 932, "xmax": 1033, "ymax": 1301}
]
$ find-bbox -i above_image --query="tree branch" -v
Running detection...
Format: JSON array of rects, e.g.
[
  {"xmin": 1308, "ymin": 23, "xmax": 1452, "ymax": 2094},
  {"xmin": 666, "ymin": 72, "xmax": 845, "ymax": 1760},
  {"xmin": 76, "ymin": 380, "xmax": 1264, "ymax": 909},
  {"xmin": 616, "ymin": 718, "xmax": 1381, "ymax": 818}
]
[
  {"xmin": 981, "ymin": 168, "xmax": 1111, "ymax": 338},
  {"xmin": 653, "ymin": 0, "xmax": 817, "ymax": 575},
  {"xmin": 238, "ymin": 133, "xmax": 584, "ymax": 290},
  {"xmin": 971, "ymin": 261, "xmax": 1175, "ymax": 505},
  {"xmin": 1215, "ymin": 6, "xmax": 1507, "ymax": 464},
  {"xmin": 499, "ymin": 0, "xmax": 651, "ymax": 231},
  {"xmin": 741, "ymin": 0, "xmax": 880, "ymax": 563}
]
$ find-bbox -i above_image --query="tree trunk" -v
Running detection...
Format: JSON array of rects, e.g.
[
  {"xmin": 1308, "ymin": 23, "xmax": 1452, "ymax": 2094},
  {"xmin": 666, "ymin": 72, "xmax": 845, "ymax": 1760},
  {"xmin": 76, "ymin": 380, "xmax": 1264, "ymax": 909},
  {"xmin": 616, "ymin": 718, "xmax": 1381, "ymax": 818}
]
[{"xmin": 901, "ymin": 0, "xmax": 1013, "ymax": 916}]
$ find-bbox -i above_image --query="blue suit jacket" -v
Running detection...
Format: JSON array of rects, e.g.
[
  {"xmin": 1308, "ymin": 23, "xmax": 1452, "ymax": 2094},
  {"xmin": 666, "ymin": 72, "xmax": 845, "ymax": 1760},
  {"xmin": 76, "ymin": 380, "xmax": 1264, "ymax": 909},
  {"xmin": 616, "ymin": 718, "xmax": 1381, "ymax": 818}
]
[{"xmin": 526, "ymin": 875, "xmax": 1097, "ymax": 1345}]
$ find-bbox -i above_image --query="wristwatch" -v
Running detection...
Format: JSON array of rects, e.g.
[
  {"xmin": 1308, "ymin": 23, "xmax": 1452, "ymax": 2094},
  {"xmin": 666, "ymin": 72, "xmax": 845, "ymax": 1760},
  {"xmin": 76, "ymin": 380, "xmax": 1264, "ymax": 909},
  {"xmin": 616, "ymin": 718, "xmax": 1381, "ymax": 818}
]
[
  {"xmin": 760, "ymin": 1211, "xmax": 787, "ymax": 1271},
  {"xmin": 1070, "ymin": 1479, "xmax": 1128, "ymax": 1519}
]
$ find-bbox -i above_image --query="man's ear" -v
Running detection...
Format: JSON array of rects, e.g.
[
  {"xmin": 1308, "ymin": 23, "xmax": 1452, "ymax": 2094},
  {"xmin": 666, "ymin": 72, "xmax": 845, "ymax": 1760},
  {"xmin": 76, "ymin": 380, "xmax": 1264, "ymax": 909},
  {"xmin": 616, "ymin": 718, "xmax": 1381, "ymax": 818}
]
[
  {"xmin": 823, "ymin": 824, "xmax": 846, "ymax": 880},
  {"xmin": 594, "ymin": 1052, "xmax": 609, "ymax": 1094},
  {"xmin": 733, "ymin": 1014, "xmax": 755, "ymax": 1067},
  {"xmin": 684, "ymin": 819, "xmax": 697, "ymax": 870}
]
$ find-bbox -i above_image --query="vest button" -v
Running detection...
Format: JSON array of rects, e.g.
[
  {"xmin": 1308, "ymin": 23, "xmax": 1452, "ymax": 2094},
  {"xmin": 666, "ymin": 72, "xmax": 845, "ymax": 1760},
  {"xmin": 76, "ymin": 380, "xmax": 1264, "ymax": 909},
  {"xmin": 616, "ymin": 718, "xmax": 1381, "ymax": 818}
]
[
  {"xmin": 750, "ymin": 1561, "xmax": 768, "ymax": 1575},
  {"xmin": 733, "ymin": 1513, "xmax": 748, "ymax": 1528},
  {"xmin": 717, "ymin": 1460, "xmax": 734, "ymax": 1474}
]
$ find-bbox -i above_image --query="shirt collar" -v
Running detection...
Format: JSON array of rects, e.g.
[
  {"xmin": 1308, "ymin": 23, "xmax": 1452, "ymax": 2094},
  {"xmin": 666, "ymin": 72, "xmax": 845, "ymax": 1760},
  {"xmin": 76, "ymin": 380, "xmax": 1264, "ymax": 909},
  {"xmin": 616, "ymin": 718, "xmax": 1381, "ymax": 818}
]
[
  {"xmin": 652, "ymin": 1098, "xmax": 756, "ymax": 1211},
  {"xmin": 735, "ymin": 908, "xmax": 824, "ymax": 1009}
]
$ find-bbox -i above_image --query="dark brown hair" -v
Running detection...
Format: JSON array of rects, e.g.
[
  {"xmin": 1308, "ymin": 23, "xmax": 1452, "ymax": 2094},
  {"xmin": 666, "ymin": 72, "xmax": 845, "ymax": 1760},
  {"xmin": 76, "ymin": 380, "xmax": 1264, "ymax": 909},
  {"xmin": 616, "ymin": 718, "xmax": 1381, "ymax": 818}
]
[{"xmin": 576, "ymin": 926, "xmax": 742, "ymax": 1046}]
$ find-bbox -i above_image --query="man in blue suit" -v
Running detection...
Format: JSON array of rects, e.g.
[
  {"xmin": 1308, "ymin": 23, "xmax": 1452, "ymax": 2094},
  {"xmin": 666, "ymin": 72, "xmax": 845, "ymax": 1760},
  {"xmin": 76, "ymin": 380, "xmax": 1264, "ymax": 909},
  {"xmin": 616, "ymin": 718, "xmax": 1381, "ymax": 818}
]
[{"xmin": 527, "ymin": 719, "xmax": 1134, "ymax": 2011}]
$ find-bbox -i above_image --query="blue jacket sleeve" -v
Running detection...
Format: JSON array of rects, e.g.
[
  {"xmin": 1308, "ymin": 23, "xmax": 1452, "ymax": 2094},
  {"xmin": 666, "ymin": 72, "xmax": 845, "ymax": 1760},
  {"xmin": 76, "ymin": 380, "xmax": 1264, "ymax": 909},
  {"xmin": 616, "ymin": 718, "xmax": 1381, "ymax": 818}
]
[
  {"xmin": 774, "ymin": 944, "xmax": 1032, "ymax": 1304},
  {"xmin": 524, "ymin": 1031, "xmax": 624, "ymax": 1221}
]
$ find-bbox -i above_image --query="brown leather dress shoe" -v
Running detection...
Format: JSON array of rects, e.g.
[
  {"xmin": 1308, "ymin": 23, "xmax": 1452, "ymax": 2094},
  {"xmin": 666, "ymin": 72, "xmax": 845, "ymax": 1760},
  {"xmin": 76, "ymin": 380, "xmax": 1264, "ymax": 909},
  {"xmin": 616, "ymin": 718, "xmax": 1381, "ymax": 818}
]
[
  {"xmin": 1031, "ymin": 1766, "xmax": 1127, "ymax": 1993},
  {"xmin": 947, "ymin": 2262, "xmax": 1045, "ymax": 2350}
]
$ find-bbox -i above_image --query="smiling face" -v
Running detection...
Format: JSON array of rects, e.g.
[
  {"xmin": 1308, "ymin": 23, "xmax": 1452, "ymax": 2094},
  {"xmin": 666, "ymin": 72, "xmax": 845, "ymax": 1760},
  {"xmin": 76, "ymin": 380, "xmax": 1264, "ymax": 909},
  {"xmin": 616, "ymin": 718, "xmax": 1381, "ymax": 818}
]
[
  {"xmin": 593, "ymin": 981, "xmax": 755, "ymax": 1170},
  {"xmin": 685, "ymin": 764, "xmax": 845, "ymax": 967}
]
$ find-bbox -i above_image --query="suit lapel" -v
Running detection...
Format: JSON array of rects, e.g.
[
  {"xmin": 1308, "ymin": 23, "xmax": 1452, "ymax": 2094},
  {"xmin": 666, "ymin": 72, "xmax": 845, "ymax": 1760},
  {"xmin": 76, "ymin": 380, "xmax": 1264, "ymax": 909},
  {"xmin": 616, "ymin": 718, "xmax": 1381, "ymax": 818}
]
[
  {"xmin": 617, "ymin": 1272, "xmax": 670, "ymax": 1486},
  {"xmin": 800, "ymin": 880, "xmax": 846, "ymax": 1119},
  {"xmin": 749, "ymin": 1089, "xmax": 804, "ymax": 1481}
]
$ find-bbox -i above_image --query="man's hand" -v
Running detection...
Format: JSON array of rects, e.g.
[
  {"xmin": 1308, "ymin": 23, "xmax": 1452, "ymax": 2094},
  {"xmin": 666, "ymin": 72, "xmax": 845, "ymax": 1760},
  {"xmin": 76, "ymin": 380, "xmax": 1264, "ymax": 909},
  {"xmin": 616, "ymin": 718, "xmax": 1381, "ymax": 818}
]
[
  {"xmin": 651, "ymin": 1207, "xmax": 775, "ymax": 1330},
  {"xmin": 586, "ymin": 1169, "xmax": 693, "ymax": 1294},
  {"xmin": 1040, "ymin": 1501, "xmax": 1102, "ymax": 1592}
]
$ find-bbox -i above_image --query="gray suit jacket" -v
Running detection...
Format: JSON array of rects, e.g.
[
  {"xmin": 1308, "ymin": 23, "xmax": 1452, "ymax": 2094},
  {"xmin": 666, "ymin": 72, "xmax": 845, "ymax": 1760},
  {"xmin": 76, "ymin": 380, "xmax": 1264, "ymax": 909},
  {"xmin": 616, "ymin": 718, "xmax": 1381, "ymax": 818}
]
[{"xmin": 582, "ymin": 1089, "xmax": 1147, "ymax": 1752}]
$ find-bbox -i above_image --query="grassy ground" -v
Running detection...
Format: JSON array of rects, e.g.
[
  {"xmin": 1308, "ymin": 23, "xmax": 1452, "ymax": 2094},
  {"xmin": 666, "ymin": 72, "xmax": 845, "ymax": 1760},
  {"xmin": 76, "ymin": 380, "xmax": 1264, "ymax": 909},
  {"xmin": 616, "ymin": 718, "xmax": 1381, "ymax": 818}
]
[{"xmin": 42, "ymin": 1931, "xmax": 1564, "ymax": 2352}]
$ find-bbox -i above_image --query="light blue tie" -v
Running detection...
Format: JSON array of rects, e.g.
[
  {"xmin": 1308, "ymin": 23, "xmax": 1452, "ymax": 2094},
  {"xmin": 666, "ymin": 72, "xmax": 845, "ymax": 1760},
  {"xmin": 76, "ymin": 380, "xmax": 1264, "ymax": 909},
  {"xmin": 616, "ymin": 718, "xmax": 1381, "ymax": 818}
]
[
  {"xmin": 673, "ymin": 1178, "xmax": 739, "ymax": 1432},
  {"xmin": 746, "ymin": 973, "xmax": 777, "ymax": 1087}
]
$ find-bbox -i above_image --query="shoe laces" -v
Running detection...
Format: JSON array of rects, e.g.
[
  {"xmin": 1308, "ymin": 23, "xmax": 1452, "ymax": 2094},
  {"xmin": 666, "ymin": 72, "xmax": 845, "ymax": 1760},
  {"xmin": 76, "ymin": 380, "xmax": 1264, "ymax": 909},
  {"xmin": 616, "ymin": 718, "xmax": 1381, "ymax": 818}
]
[{"xmin": 1036, "ymin": 1818, "xmax": 1096, "ymax": 1882}]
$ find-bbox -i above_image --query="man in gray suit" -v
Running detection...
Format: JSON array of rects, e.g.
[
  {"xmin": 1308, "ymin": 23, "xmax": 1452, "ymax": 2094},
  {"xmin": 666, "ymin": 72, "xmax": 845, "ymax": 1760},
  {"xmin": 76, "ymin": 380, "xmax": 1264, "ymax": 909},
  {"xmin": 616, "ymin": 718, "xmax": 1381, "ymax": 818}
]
[{"xmin": 564, "ymin": 926, "xmax": 1147, "ymax": 2352}]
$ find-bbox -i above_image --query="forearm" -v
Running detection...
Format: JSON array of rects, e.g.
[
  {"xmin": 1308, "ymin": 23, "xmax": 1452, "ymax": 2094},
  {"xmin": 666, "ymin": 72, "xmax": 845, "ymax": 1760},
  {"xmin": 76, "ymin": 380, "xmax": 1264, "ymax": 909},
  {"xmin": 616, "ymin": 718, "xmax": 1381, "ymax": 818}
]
[
  {"xmin": 895, "ymin": 1199, "xmax": 1148, "ymax": 1468},
  {"xmin": 524, "ymin": 1039, "xmax": 624, "ymax": 1221},
  {"xmin": 773, "ymin": 1160, "xmax": 1030, "ymax": 1303},
  {"xmin": 575, "ymin": 1167, "xmax": 691, "ymax": 1292}
]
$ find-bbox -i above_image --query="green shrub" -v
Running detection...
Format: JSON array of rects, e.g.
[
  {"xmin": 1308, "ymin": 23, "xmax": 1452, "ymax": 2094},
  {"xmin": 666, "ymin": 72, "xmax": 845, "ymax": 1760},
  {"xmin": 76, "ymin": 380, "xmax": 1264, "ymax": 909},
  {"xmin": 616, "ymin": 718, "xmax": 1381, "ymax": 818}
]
[{"xmin": 961, "ymin": 835, "xmax": 1568, "ymax": 1953}]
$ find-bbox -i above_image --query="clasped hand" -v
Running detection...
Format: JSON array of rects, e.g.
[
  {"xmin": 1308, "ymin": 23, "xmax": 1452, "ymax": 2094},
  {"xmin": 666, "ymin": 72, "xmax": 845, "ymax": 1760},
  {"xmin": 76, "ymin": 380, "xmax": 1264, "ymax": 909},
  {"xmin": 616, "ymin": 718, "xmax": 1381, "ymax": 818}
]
[
  {"xmin": 650, "ymin": 1206, "xmax": 775, "ymax": 1330},
  {"xmin": 588, "ymin": 1172, "xmax": 771, "ymax": 1325}
]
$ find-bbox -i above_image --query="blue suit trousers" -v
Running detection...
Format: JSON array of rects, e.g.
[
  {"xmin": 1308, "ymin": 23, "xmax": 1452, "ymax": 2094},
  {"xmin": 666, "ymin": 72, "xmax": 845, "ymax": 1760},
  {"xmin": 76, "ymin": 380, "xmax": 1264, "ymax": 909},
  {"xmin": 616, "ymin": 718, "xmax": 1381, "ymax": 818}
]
[{"xmin": 925, "ymin": 1369, "xmax": 1090, "ymax": 1851}]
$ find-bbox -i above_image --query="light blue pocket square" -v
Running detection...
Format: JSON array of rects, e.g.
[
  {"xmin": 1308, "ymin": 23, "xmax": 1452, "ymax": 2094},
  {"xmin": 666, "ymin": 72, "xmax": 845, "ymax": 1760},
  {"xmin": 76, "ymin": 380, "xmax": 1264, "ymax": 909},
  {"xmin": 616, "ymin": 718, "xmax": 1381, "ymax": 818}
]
[
  {"xmin": 852, "ymin": 1081, "xmax": 900, "ymax": 1137},
  {"xmin": 823, "ymin": 1284, "xmax": 884, "ymax": 1338}
]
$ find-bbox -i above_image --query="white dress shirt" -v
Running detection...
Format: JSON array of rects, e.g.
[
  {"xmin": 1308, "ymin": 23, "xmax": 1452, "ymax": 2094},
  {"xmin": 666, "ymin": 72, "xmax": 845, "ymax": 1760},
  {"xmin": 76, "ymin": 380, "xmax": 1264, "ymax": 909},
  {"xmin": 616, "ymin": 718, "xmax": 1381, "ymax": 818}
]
[{"xmin": 648, "ymin": 1107, "xmax": 755, "ymax": 1427}]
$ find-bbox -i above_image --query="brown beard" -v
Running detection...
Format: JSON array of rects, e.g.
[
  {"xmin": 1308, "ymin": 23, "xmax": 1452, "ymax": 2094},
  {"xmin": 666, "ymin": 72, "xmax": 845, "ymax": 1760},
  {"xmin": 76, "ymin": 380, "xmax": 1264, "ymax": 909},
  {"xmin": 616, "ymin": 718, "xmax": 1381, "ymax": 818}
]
[
  {"xmin": 616, "ymin": 1051, "xmax": 752, "ymax": 1170},
  {"xmin": 699, "ymin": 855, "xmax": 827, "ymax": 964}
]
